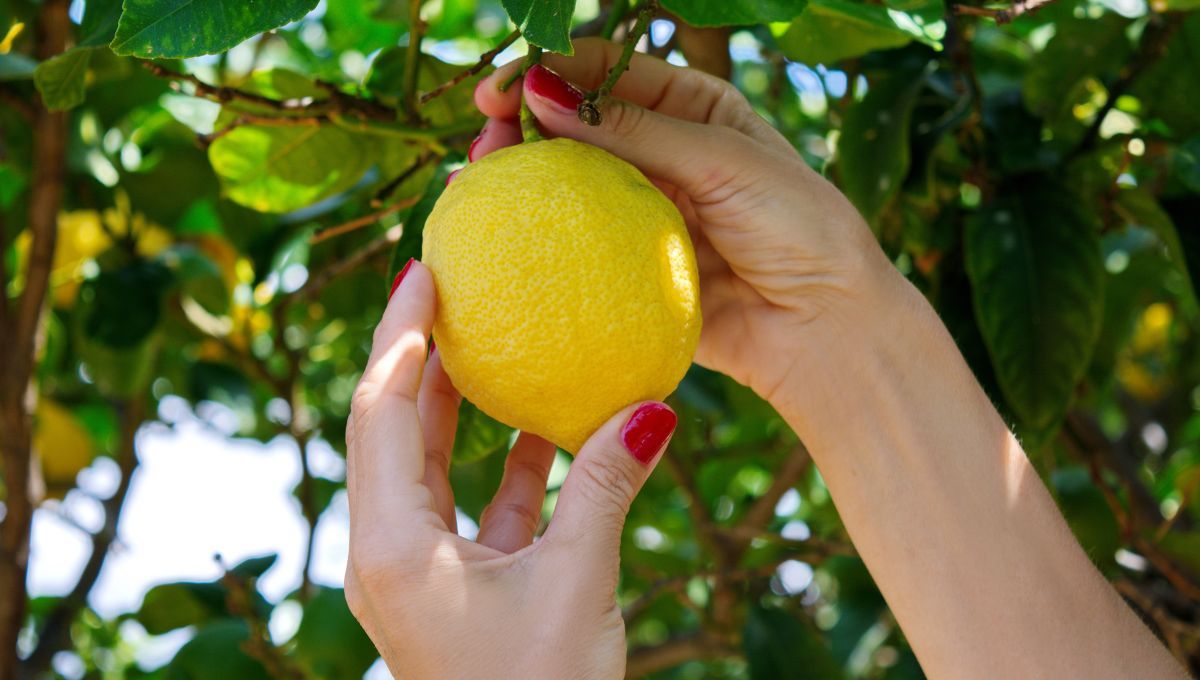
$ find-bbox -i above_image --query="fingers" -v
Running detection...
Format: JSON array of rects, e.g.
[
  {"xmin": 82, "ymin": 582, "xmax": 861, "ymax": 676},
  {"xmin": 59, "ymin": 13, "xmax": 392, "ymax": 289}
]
[
  {"xmin": 476, "ymin": 433, "xmax": 558, "ymax": 553},
  {"xmin": 418, "ymin": 348, "xmax": 462, "ymax": 531},
  {"xmin": 347, "ymin": 261, "xmax": 436, "ymax": 524},
  {"xmin": 467, "ymin": 117, "xmax": 522, "ymax": 162},
  {"xmin": 477, "ymin": 38, "xmax": 766, "ymax": 137},
  {"xmin": 541, "ymin": 402, "xmax": 676, "ymax": 581},
  {"xmin": 516, "ymin": 64, "xmax": 765, "ymax": 203}
]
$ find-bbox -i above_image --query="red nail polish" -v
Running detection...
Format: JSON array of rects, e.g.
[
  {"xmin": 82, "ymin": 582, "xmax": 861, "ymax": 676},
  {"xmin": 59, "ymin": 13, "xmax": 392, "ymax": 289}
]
[
  {"xmin": 428, "ymin": 338, "xmax": 437, "ymax": 354},
  {"xmin": 445, "ymin": 169, "xmax": 462, "ymax": 186},
  {"xmin": 467, "ymin": 122, "xmax": 488, "ymax": 162},
  {"xmin": 524, "ymin": 64, "xmax": 584, "ymax": 112},
  {"xmin": 621, "ymin": 403, "xmax": 676, "ymax": 465},
  {"xmin": 388, "ymin": 258, "xmax": 413, "ymax": 301}
]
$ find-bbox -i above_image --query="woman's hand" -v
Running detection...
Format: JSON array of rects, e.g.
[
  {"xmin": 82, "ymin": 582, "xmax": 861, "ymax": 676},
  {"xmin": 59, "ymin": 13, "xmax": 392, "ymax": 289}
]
[
  {"xmin": 471, "ymin": 38, "xmax": 889, "ymax": 401},
  {"xmin": 345, "ymin": 261, "xmax": 677, "ymax": 679}
]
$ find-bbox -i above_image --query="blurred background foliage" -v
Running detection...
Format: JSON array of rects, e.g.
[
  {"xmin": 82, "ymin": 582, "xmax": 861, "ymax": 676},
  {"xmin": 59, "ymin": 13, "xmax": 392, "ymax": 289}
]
[{"xmin": 1, "ymin": 0, "xmax": 1199, "ymax": 677}]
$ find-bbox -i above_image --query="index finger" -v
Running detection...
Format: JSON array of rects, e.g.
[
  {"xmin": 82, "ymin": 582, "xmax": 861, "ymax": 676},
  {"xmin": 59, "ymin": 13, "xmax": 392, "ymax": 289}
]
[
  {"xmin": 346, "ymin": 261, "xmax": 438, "ymax": 524},
  {"xmin": 475, "ymin": 37, "xmax": 756, "ymax": 135}
]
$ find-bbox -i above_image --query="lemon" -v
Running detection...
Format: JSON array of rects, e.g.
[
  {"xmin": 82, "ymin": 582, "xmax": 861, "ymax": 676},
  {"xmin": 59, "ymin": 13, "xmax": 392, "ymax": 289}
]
[
  {"xmin": 33, "ymin": 400, "xmax": 96, "ymax": 497},
  {"xmin": 423, "ymin": 138, "xmax": 701, "ymax": 453}
]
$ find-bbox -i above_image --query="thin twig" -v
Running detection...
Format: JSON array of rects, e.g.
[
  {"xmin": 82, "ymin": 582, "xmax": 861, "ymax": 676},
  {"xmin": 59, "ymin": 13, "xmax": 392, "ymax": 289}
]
[
  {"xmin": 144, "ymin": 61, "xmax": 394, "ymax": 121},
  {"xmin": 578, "ymin": 0, "xmax": 657, "ymax": 126},
  {"xmin": 736, "ymin": 444, "xmax": 811, "ymax": 535},
  {"xmin": 218, "ymin": 558, "xmax": 310, "ymax": 679},
  {"xmin": 1114, "ymin": 580, "xmax": 1189, "ymax": 663},
  {"xmin": 1076, "ymin": 14, "xmax": 1184, "ymax": 154},
  {"xmin": 421, "ymin": 29, "xmax": 521, "ymax": 105},
  {"xmin": 625, "ymin": 631, "xmax": 739, "ymax": 679},
  {"xmin": 309, "ymin": 197, "xmax": 419, "ymax": 244},
  {"xmin": 519, "ymin": 47, "xmax": 544, "ymax": 143},
  {"xmin": 285, "ymin": 226, "xmax": 403, "ymax": 306},
  {"xmin": 951, "ymin": 0, "xmax": 1058, "ymax": 23},
  {"xmin": 373, "ymin": 151, "xmax": 437, "ymax": 207},
  {"xmin": 402, "ymin": 0, "xmax": 426, "ymax": 120}
]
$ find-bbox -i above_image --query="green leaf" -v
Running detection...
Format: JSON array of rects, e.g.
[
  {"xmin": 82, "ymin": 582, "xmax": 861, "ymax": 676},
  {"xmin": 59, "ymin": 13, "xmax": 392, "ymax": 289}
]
[
  {"xmin": 1113, "ymin": 187, "xmax": 1195, "ymax": 302},
  {"xmin": 390, "ymin": 156, "xmax": 460, "ymax": 286},
  {"xmin": 81, "ymin": 261, "xmax": 173, "ymax": 348},
  {"xmin": 0, "ymin": 52, "xmax": 37, "ymax": 81},
  {"xmin": 33, "ymin": 48, "xmax": 94, "ymax": 111},
  {"xmin": 367, "ymin": 48, "xmax": 492, "ymax": 126},
  {"xmin": 164, "ymin": 620, "xmax": 269, "ymax": 680},
  {"xmin": 323, "ymin": 0, "xmax": 405, "ymax": 53},
  {"xmin": 1157, "ymin": 532, "xmax": 1200, "ymax": 578},
  {"xmin": 743, "ymin": 606, "xmax": 846, "ymax": 679},
  {"xmin": 776, "ymin": 0, "xmax": 912, "ymax": 65},
  {"xmin": 500, "ymin": 0, "xmax": 575, "ymax": 54},
  {"xmin": 1052, "ymin": 468, "xmax": 1120, "ymax": 573},
  {"xmin": 293, "ymin": 588, "xmax": 378, "ymax": 679},
  {"xmin": 110, "ymin": 0, "xmax": 319, "ymax": 59},
  {"xmin": 80, "ymin": 0, "xmax": 122, "ymax": 48},
  {"xmin": 1175, "ymin": 137, "xmax": 1200, "ymax": 193},
  {"xmin": 454, "ymin": 400, "xmax": 515, "ymax": 464},
  {"xmin": 208, "ymin": 123, "xmax": 370, "ymax": 213},
  {"xmin": 661, "ymin": 0, "xmax": 808, "ymax": 26},
  {"xmin": 138, "ymin": 581, "xmax": 228, "ymax": 634},
  {"xmin": 838, "ymin": 65, "xmax": 927, "ymax": 227},
  {"xmin": 1133, "ymin": 15, "xmax": 1200, "ymax": 136},
  {"xmin": 965, "ymin": 175, "xmax": 1104, "ymax": 437},
  {"xmin": 1022, "ymin": 15, "xmax": 1132, "ymax": 121}
]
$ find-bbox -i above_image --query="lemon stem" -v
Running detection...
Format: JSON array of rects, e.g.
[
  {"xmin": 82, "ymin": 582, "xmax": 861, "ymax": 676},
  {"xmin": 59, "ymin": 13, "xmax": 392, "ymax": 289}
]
[
  {"xmin": 516, "ymin": 45, "xmax": 544, "ymax": 143},
  {"xmin": 578, "ymin": 0, "xmax": 657, "ymax": 127}
]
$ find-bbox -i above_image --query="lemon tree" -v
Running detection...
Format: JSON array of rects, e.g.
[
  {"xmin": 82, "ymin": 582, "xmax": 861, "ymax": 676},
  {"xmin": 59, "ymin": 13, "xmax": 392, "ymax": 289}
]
[{"xmin": 3, "ymin": 0, "xmax": 1200, "ymax": 678}]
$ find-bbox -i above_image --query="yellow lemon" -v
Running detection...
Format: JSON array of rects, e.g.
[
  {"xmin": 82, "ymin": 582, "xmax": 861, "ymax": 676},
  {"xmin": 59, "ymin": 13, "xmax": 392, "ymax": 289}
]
[
  {"xmin": 33, "ymin": 400, "xmax": 96, "ymax": 496},
  {"xmin": 423, "ymin": 138, "xmax": 701, "ymax": 453}
]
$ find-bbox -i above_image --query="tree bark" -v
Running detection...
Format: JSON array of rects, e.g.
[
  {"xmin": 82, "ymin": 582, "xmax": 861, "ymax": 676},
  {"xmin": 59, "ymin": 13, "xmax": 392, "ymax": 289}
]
[{"xmin": 0, "ymin": 1, "xmax": 69, "ymax": 676}]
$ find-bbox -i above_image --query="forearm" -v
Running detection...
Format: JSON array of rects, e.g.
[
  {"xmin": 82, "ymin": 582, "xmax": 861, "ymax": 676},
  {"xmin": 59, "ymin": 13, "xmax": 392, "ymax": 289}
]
[{"xmin": 769, "ymin": 259, "xmax": 1184, "ymax": 679}]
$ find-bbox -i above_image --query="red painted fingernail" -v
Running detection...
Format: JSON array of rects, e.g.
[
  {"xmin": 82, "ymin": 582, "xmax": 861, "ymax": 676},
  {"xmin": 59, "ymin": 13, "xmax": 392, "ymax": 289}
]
[
  {"xmin": 445, "ymin": 169, "xmax": 462, "ymax": 186},
  {"xmin": 467, "ymin": 123, "xmax": 488, "ymax": 162},
  {"xmin": 428, "ymin": 338, "xmax": 436, "ymax": 354},
  {"xmin": 524, "ymin": 64, "xmax": 584, "ymax": 112},
  {"xmin": 388, "ymin": 258, "xmax": 413, "ymax": 301},
  {"xmin": 620, "ymin": 402, "xmax": 676, "ymax": 465}
]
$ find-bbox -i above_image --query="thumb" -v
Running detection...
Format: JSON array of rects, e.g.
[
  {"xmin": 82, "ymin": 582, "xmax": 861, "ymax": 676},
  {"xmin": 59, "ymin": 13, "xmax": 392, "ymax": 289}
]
[
  {"xmin": 542, "ymin": 401, "xmax": 676, "ymax": 568},
  {"xmin": 521, "ymin": 64, "xmax": 747, "ymax": 199}
]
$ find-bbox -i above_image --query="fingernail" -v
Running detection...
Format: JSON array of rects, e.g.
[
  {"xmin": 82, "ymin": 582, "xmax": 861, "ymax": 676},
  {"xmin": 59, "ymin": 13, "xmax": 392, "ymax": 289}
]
[
  {"xmin": 524, "ymin": 64, "xmax": 584, "ymax": 113},
  {"xmin": 388, "ymin": 258, "xmax": 413, "ymax": 301},
  {"xmin": 445, "ymin": 169, "xmax": 461, "ymax": 186},
  {"xmin": 467, "ymin": 122, "xmax": 488, "ymax": 162},
  {"xmin": 428, "ymin": 338, "xmax": 437, "ymax": 354},
  {"xmin": 621, "ymin": 402, "xmax": 676, "ymax": 465}
]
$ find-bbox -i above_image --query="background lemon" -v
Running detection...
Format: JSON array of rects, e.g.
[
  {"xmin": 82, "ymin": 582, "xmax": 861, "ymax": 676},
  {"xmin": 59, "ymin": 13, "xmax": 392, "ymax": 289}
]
[
  {"xmin": 33, "ymin": 399, "xmax": 96, "ymax": 499},
  {"xmin": 422, "ymin": 138, "xmax": 701, "ymax": 453}
]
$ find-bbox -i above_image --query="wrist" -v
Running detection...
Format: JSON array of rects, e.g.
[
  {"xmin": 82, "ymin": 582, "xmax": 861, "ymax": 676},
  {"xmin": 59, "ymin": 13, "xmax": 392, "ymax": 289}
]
[{"xmin": 758, "ymin": 247, "xmax": 925, "ymax": 427}]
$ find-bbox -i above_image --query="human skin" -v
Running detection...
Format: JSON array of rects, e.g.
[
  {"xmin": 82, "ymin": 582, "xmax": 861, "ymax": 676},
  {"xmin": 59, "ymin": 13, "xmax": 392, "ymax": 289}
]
[{"xmin": 346, "ymin": 38, "xmax": 1187, "ymax": 679}]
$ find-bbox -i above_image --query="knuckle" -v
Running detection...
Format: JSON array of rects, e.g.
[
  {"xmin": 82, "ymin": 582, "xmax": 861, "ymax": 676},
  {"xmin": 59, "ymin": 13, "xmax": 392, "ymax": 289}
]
[
  {"xmin": 481, "ymin": 500, "xmax": 541, "ymax": 535},
  {"xmin": 572, "ymin": 456, "xmax": 638, "ymax": 514},
  {"xmin": 603, "ymin": 100, "xmax": 648, "ymax": 138}
]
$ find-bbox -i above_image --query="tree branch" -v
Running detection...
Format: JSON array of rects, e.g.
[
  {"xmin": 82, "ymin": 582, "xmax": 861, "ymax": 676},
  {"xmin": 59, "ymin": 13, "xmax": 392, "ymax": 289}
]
[
  {"xmin": 1076, "ymin": 13, "xmax": 1184, "ymax": 154},
  {"xmin": 288, "ymin": 226, "xmax": 402, "ymax": 304},
  {"xmin": 402, "ymin": 0, "xmax": 427, "ymax": 120},
  {"xmin": 736, "ymin": 443, "xmax": 811, "ymax": 535},
  {"xmin": 578, "ymin": 0, "xmax": 658, "ymax": 126},
  {"xmin": 0, "ymin": 3, "xmax": 69, "ymax": 676},
  {"xmin": 309, "ymin": 197, "xmax": 418, "ymax": 244},
  {"xmin": 625, "ymin": 631, "xmax": 739, "ymax": 679},
  {"xmin": 952, "ymin": 0, "xmax": 1058, "ymax": 23},
  {"xmin": 218, "ymin": 558, "xmax": 310, "ymax": 679},
  {"xmin": 420, "ymin": 29, "xmax": 520, "ymax": 106},
  {"xmin": 143, "ymin": 62, "xmax": 393, "ymax": 121},
  {"xmin": 372, "ymin": 151, "xmax": 437, "ymax": 207},
  {"xmin": 23, "ymin": 400, "xmax": 144, "ymax": 676}
]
